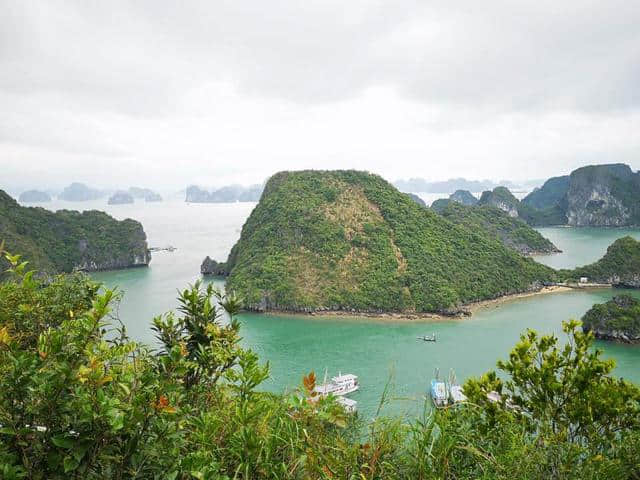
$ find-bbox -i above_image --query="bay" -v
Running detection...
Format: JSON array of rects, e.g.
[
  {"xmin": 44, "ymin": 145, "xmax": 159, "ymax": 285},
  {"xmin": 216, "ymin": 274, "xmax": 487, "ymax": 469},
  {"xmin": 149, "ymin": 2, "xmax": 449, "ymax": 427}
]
[{"xmin": 26, "ymin": 198, "xmax": 640, "ymax": 419}]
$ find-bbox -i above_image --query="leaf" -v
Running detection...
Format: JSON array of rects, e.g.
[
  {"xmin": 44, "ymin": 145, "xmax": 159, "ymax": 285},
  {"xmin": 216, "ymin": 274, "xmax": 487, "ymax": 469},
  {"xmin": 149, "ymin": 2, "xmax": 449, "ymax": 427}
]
[
  {"xmin": 63, "ymin": 455, "xmax": 80, "ymax": 473},
  {"xmin": 51, "ymin": 434, "xmax": 75, "ymax": 449}
]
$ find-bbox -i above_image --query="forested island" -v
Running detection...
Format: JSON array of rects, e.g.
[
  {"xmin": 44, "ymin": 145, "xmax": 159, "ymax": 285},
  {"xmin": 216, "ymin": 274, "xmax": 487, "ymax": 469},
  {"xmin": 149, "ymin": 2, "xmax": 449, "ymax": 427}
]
[
  {"xmin": 582, "ymin": 295, "xmax": 640, "ymax": 343},
  {"xmin": 108, "ymin": 191, "xmax": 134, "ymax": 205},
  {"xmin": 207, "ymin": 170, "xmax": 556, "ymax": 314},
  {"xmin": 0, "ymin": 189, "xmax": 150, "ymax": 276}
]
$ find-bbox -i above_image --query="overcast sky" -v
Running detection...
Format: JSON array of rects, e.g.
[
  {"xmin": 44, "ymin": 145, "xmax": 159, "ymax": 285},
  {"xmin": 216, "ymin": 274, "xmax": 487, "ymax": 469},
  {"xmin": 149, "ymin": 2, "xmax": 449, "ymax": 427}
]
[{"xmin": 1, "ymin": 0, "xmax": 639, "ymax": 191}]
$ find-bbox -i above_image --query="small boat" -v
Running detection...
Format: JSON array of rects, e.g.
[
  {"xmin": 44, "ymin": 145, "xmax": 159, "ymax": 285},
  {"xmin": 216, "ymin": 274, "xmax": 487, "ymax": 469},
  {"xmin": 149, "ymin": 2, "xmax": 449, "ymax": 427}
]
[
  {"xmin": 430, "ymin": 368, "xmax": 448, "ymax": 408},
  {"xmin": 314, "ymin": 372, "xmax": 359, "ymax": 397},
  {"xmin": 336, "ymin": 396, "xmax": 358, "ymax": 413},
  {"xmin": 417, "ymin": 334, "xmax": 436, "ymax": 342},
  {"xmin": 448, "ymin": 369, "xmax": 467, "ymax": 404}
]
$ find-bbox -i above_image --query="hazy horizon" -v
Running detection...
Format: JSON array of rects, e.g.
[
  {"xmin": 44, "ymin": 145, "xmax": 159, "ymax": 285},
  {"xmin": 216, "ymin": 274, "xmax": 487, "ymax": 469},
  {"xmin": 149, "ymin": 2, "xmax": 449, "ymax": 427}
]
[{"xmin": 1, "ymin": 1, "xmax": 639, "ymax": 191}]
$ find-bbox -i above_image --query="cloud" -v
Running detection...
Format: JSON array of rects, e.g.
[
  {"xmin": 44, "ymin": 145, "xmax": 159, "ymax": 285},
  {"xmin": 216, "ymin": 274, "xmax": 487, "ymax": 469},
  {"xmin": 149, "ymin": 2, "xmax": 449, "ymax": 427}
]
[{"xmin": 0, "ymin": 0, "xmax": 638, "ymax": 189}]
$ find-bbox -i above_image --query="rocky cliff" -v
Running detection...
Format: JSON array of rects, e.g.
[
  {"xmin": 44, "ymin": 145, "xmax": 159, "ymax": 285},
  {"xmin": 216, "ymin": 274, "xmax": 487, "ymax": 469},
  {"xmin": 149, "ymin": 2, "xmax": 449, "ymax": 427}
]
[
  {"xmin": 565, "ymin": 164, "xmax": 640, "ymax": 226},
  {"xmin": 521, "ymin": 164, "xmax": 640, "ymax": 227},
  {"xmin": 478, "ymin": 187, "xmax": 520, "ymax": 217},
  {"xmin": 0, "ymin": 189, "xmax": 150, "ymax": 276},
  {"xmin": 582, "ymin": 295, "xmax": 640, "ymax": 343},
  {"xmin": 218, "ymin": 170, "xmax": 554, "ymax": 314}
]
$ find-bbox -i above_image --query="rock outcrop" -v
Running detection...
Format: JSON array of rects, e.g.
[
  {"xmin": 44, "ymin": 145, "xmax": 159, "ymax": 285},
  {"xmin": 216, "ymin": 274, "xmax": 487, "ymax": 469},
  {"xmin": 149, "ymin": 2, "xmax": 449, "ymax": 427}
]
[
  {"xmin": 521, "ymin": 164, "xmax": 640, "ymax": 227},
  {"xmin": 18, "ymin": 190, "xmax": 51, "ymax": 203},
  {"xmin": 200, "ymin": 256, "xmax": 228, "ymax": 276},
  {"xmin": 450, "ymin": 189, "xmax": 478, "ymax": 206},
  {"xmin": 565, "ymin": 164, "xmax": 639, "ymax": 226},
  {"xmin": 478, "ymin": 187, "xmax": 520, "ymax": 217},
  {"xmin": 582, "ymin": 295, "xmax": 640, "ymax": 343}
]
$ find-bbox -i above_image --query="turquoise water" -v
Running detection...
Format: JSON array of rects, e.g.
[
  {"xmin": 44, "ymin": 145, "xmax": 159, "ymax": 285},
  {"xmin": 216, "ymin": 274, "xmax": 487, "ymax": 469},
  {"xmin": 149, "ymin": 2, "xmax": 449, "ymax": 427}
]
[
  {"xmin": 534, "ymin": 226, "xmax": 640, "ymax": 269},
  {"xmin": 26, "ymin": 199, "xmax": 640, "ymax": 419}
]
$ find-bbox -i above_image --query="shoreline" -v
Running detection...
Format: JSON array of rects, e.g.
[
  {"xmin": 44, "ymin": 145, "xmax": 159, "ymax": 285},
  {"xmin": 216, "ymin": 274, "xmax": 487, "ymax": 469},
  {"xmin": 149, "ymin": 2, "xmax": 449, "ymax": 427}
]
[{"xmin": 255, "ymin": 285, "xmax": 601, "ymax": 322}]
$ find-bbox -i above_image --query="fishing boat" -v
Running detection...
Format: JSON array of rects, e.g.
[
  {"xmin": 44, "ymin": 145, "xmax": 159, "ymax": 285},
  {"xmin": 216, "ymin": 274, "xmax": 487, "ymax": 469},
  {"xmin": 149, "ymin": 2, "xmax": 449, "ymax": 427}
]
[
  {"xmin": 448, "ymin": 369, "xmax": 467, "ymax": 404},
  {"xmin": 417, "ymin": 334, "xmax": 436, "ymax": 342},
  {"xmin": 314, "ymin": 372, "xmax": 359, "ymax": 397},
  {"xmin": 430, "ymin": 368, "xmax": 448, "ymax": 408}
]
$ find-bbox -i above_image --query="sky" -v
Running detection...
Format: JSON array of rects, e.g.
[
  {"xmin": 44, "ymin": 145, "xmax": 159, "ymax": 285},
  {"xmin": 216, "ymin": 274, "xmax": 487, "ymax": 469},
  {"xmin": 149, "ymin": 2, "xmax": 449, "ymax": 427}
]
[{"xmin": 1, "ymin": 0, "xmax": 639, "ymax": 192}]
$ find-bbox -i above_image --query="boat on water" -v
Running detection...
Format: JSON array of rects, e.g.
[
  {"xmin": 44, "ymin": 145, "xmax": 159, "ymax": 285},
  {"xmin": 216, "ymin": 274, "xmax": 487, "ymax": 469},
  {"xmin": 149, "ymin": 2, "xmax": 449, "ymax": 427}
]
[
  {"xmin": 448, "ymin": 369, "xmax": 467, "ymax": 404},
  {"xmin": 417, "ymin": 334, "xmax": 436, "ymax": 342},
  {"xmin": 430, "ymin": 368, "xmax": 467, "ymax": 407},
  {"xmin": 314, "ymin": 372, "xmax": 359, "ymax": 397},
  {"xmin": 336, "ymin": 396, "xmax": 358, "ymax": 413},
  {"xmin": 430, "ymin": 369, "xmax": 448, "ymax": 408}
]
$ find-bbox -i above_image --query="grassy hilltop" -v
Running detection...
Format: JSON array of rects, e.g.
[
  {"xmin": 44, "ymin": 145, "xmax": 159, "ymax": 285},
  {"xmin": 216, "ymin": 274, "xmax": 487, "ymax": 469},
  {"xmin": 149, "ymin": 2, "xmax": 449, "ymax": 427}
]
[{"xmin": 223, "ymin": 170, "xmax": 555, "ymax": 313}]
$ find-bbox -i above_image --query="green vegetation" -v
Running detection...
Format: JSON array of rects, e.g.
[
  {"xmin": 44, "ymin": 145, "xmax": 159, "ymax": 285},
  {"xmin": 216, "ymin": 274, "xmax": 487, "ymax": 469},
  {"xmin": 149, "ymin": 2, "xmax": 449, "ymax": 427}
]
[
  {"xmin": 563, "ymin": 236, "xmax": 640, "ymax": 286},
  {"xmin": 437, "ymin": 202, "xmax": 559, "ymax": 255},
  {"xmin": 1, "ymin": 254, "xmax": 639, "ymax": 479},
  {"xmin": 521, "ymin": 175, "xmax": 569, "ymax": 210},
  {"xmin": 0, "ymin": 189, "xmax": 149, "ymax": 276},
  {"xmin": 582, "ymin": 295, "xmax": 640, "ymax": 342},
  {"xmin": 224, "ymin": 170, "xmax": 555, "ymax": 313}
]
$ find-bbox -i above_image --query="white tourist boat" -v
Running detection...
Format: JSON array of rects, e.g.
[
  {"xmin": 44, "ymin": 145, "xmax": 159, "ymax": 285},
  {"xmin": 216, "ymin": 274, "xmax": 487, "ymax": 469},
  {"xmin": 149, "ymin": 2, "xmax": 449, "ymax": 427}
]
[{"xmin": 314, "ymin": 372, "xmax": 359, "ymax": 397}]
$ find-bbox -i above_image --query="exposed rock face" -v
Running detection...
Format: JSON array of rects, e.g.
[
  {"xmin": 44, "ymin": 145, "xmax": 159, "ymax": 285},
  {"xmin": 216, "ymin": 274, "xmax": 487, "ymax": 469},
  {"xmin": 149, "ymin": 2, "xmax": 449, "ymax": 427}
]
[
  {"xmin": 582, "ymin": 295, "xmax": 640, "ymax": 343},
  {"xmin": 186, "ymin": 184, "xmax": 263, "ymax": 203},
  {"xmin": 566, "ymin": 164, "xmax": 639, "ymax": 226},
  {"xmin": 450, "ymin": 190, "xmax": 477, "ymax": 206},
  {"xmin": 478, "ymin": 187, "xmax": 519, "ymax": 217},
  {"xmin": 200, "ymin": 256, "xmax": 228, "ymax": 276},
  {"xmin": 108, "ymin": 191, "xmax": 134, "ymax": 205},
  {"xmin": 520, "ymin": 164, "xmax": 640, "ymax": 227},
  {"xmin": 18, "ymin": 190, "xmax": 51, "ymax": 203},
  {"xmin": 59, "ymin": 183, "xmax": 104, "ymax": 201},
  {"xmin": 0, "ymin": 189, "xmax": 150, "ymax": 275}
]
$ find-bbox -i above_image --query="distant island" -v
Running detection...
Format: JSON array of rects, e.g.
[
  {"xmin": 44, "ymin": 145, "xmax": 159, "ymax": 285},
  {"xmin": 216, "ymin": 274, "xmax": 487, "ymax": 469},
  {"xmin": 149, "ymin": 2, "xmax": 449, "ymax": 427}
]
[
  {"xmin": 58, "ymin": 182, "xmax": 105, "ymax": 202},
  {"xmin": 0, "ymin": 189, "xmax": 150, "ymax": 276},
  {"xmin": 204, "ymin": 170, "xmax": 556, "ymax": 315},
  {"xmin": 582, "ymin": 295, "xmax": 640, "ymax": 343},
  {"xmin": 186, "ymin": 184, "xmax": 263, "ymax": 203},
  {"xmin": 108, "ymin": 191, "xmax": 135, "ymax": 205},
  {"xmin": 18, "ymin": 190, "xmax": 51, "ymax": 203},
  {"xmin": 428, "ymin": 164, "xmax": 640, "ymax": 228},
  {"xmin": 129, "ymin": 187, "xmax": 162, "ymax": 202},
  {"xmin": 393, "ymin": 177, "xmax": 538, "ymax": 194}
]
